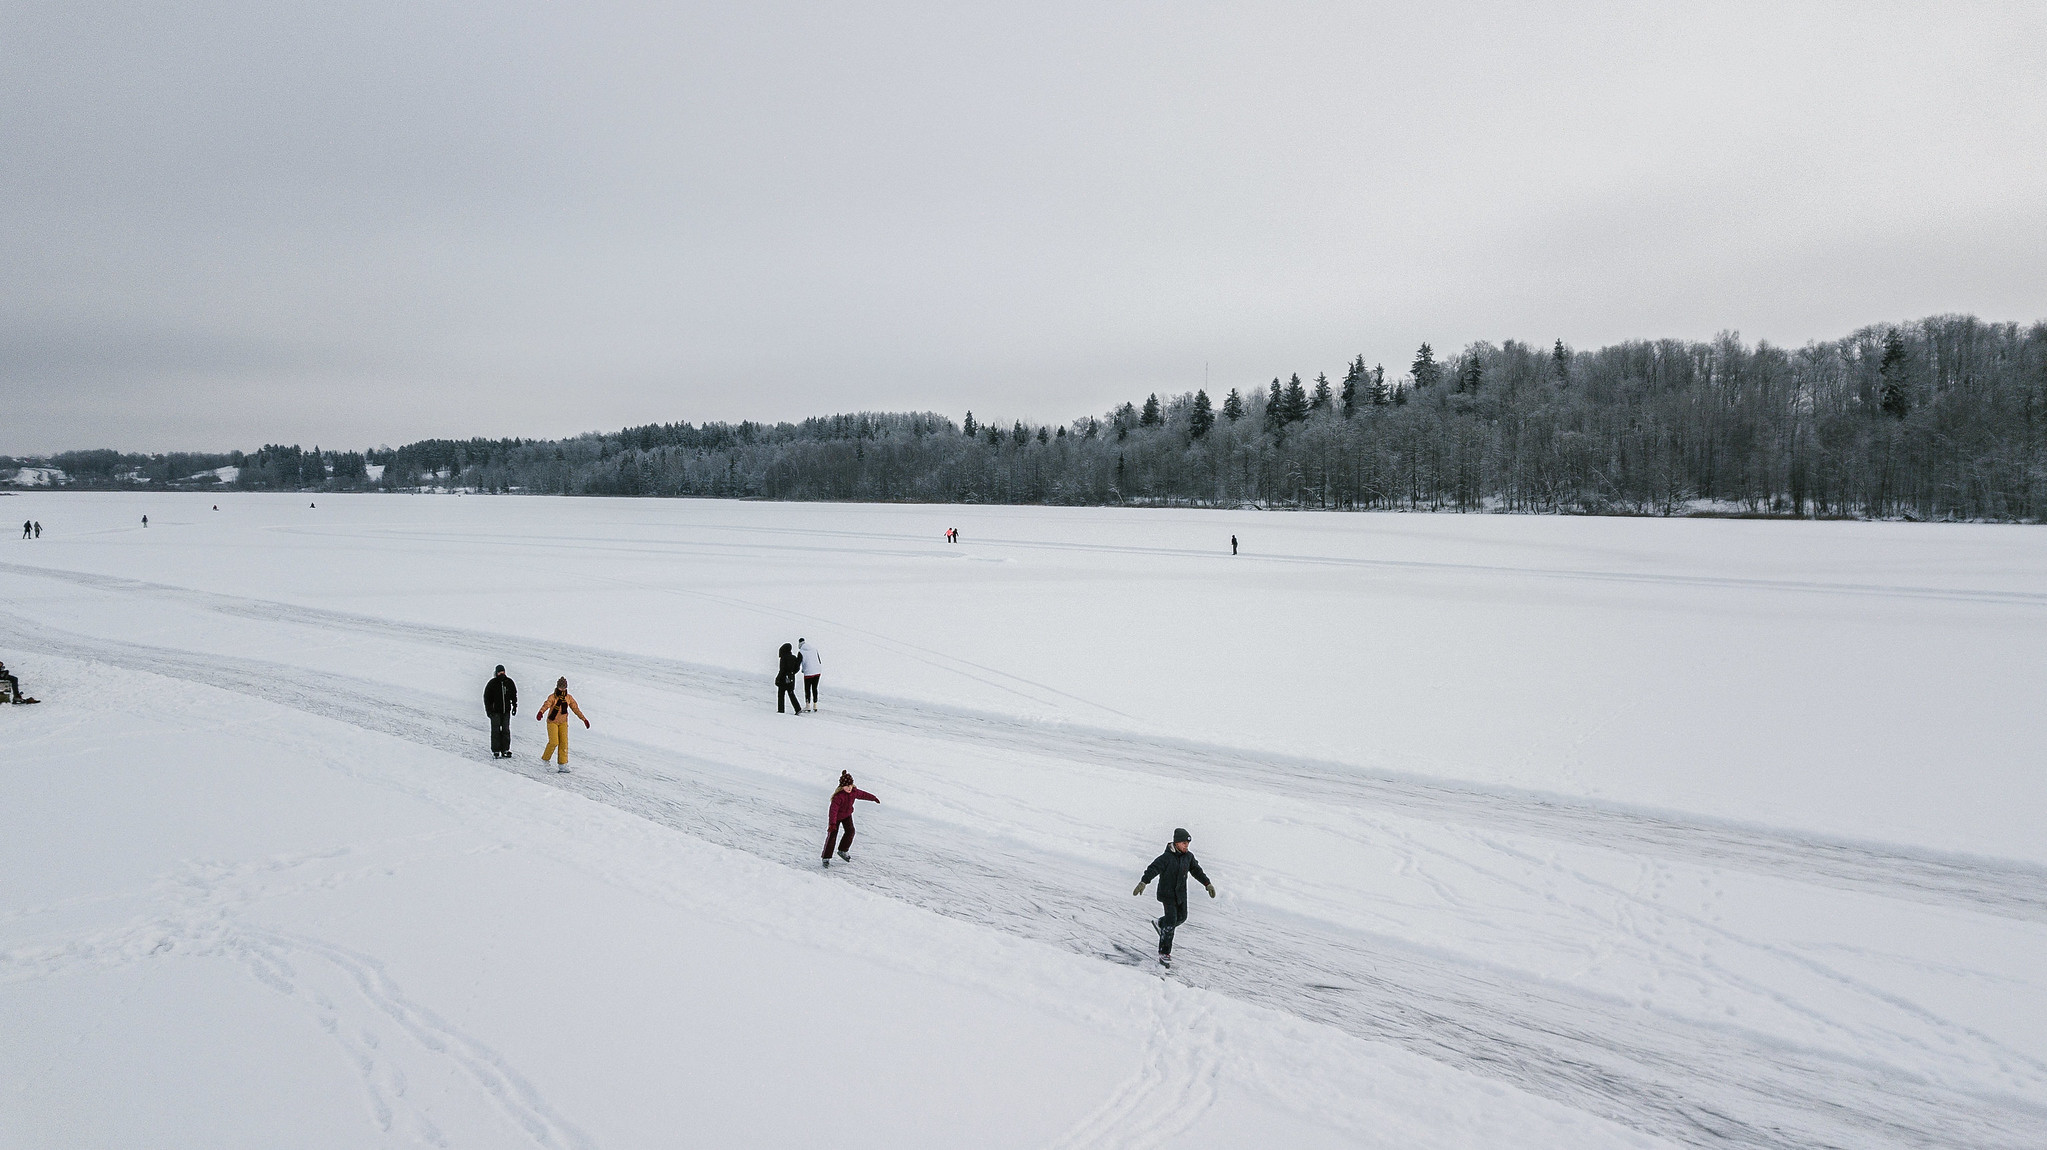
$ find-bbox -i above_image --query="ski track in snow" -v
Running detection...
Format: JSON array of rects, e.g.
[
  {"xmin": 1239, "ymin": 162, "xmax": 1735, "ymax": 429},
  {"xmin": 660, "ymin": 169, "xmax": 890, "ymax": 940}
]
[
  {"xmin": 0, "ymin": 846, "xmax": 597, "ymax": 1149},
  {"xmin": 6, "ymin": 584, "xmax": 2047, "ymax": 1149},
  {"xmin": 4, "ymin": 560, "xmax": 2042, "ymax": 925}
]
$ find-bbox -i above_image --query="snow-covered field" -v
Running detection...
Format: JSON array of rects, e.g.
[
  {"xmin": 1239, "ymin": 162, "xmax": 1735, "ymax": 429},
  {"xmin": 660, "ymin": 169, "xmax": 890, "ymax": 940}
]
[{"xmin": 3, "ymin": 493, "xmax": 2043, "ymax": 1149}]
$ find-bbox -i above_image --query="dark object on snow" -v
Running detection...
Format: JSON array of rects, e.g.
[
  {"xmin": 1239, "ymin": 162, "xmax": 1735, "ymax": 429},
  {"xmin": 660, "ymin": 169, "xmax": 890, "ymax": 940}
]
[
  {"xmin": 0, "ymin": 662, "xmax": 34, "ymax": 704},
  {"xmin": 822, "ymin": 776, "xmax": 879, "ymax": 860},
  {"xmin": 1230, "ymin": 534, "xmax": 1237, "ymax": 555},
  {"xmin": 484, "ymin": 667, "xmax": 519, "ymax": 757},
  {"xmin": 1136, "ymin": 836, "xmax": 1215, "ymax": 957},
  {"xmin": 776, "ymin": 643, "xmax": 804, "ymax": 713}
]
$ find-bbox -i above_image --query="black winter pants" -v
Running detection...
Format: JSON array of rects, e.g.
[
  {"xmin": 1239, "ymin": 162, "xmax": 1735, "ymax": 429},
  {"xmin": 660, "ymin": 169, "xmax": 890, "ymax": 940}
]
[
  {"xmin": 803, "ymin": 674, "xmax": 820, "ymax": 704},
  {"xmin": 1155, "ymin": 895, "xmax": 1188, "ymax": 954},
  {"xmin": 777, "ymin": 679, "xmax": 803, "ymax": 713},
  {"xmin": 488, "ymin": 711, "xmax": 511, "ymax": 754},
  {"xmin": 822, "ymin": 817, "xmax": 855, "ymax": 859},
  {"xmin": 1, "ymin": 671, "xmax": 18, "ymax": 702}
]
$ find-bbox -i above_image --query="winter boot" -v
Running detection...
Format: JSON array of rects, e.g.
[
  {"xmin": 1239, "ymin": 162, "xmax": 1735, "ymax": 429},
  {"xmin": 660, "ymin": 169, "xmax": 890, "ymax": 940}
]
[{"xmin": 837, "ymin": 850, "xmax": 851, "ymax": 863}]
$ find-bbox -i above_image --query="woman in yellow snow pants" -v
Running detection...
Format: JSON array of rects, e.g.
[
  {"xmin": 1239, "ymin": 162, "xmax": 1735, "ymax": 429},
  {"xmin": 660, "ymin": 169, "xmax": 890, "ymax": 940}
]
[{"xmin": 534, "ymin": 677, "xmax": 589, "ymax": 771}]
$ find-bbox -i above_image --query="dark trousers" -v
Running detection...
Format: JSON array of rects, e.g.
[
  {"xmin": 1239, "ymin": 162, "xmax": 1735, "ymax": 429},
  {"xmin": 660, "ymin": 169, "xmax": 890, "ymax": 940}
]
[
  {"xmin": 803, "ymin": 674, "xmax": 820, "ymax": 704},
  {"xmin": 1, "ymin": 671, "xmax": 18, "ymax": 702},
  {"xmin": 777, "ymin": 680, "xmax": 803, "ymax": 713},
  {"xmin": 488, "ymin": 711, "xmax": 511, "ymax": 754},
  {"xmin": 1155, "ymin": 896, "xmax": 1188, "ymax": 954},
  {"xmin": 822, "ymin": 817, "xmax": 855, "ymax": 858}
]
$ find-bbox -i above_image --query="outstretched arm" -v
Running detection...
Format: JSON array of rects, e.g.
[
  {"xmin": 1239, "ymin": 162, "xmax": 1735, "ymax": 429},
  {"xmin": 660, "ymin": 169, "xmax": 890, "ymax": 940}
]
[
  {"xmin": 567, "ymin": 694, "xmax": 590, "ymax": 726},
  {"xmin": 1190, "ymin": 859, "xmax": 1214, "ymax": 895},
  {"xmin": 853, "ymin": 788, "xmax": 879, "ymax": 804}
]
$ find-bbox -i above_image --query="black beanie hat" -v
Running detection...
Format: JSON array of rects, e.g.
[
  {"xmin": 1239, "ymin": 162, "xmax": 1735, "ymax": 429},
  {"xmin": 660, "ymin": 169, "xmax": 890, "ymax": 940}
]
[
  {"xmin": 495, "ymin": 665, "xmax": 506, "ymax": 674},
  {"xmin": 839, "ymin": 771, "xmax": 855, "ymax": 787},
  {"xmin": 1173, "ymin": 828, "xmax": 1191, "ymax": 843}
]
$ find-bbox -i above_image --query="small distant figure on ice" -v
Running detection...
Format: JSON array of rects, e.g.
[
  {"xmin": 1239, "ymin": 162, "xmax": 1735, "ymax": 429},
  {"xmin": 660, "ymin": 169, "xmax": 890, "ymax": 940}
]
[
  {"xmin": 0, "ymin": 660, "xmax": 37, "ymax": 705},
  {"xmin": 483, "ymin": 664, "xmax": 519, "ymax": 758},
  {"xmin": 1134, "ymin": 828, "xmax": 1214, "ymax": 968},
  {"xmin": 776, "ymin": 642, "xmax": 805, "ymax": 714},
  {"xmin": 821, "ymin": 771, "xmax": 878, "ymax": 866},
  {"xmin": 535, "ymin": 677, "xmax": 588, "ymax": 771},
  {"xmin": 1230, "ymin": 534, "xmax": 1237, "ymax": 555},
  {"xmin": 20, "ymin": 521, "xmax": 28, "ymax": 540},
  {"xmin": 945, "ymin": 527, "xmax": 958, "ymax": 543},
  {"xmin": 798, "ymin": 637, "xmax": 823, "ymax": 710},
  {"xmin": 141, "ymin": 515, "xmax": 148, "ymax": 528}
]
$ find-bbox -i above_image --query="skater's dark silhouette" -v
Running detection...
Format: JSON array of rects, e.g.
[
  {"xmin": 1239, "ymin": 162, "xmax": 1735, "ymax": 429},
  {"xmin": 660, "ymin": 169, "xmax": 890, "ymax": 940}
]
[
  {"xmin": 821, "ymin": 771, "xmax": 878, "ymax": 865},
  {"xmin": 32, "ymin": 522, "xmax": 40, "ymax": 539},
  {"xmin": 21, "ymin": 521, "xmax": 30, "ymax": 539},
  {"xmin": 534, "ymin": 677, "xmax": 588, "ymax": 771},
  {"xmin": 0, "ymin": 660, "xmax": 37, "ymax": 704},
  {"xmin": 1230, "ymin": 534, "xmax": 1237, "ymax": 555},
  {"xmin": 776, "ymin": 642, "xmax": 805, "ymax": 714},
  {"xmin": 141, "ymin": 515, "xmax": 148, "ymax": 528},
  {"xmin": 483, "ymin": 665, "xmax": 519, "ymax": 758},
  {"xmin": 1134, "ymin": 828, "xmax": 1214, "ymax": 967}
]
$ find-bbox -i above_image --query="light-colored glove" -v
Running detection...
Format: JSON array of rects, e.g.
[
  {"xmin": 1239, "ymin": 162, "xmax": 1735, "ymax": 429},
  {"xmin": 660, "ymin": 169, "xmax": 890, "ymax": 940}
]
[
  {"xmin": 1133, "ymin": 883, "xmax": 1148, "ymax": 896},
  {"xmin": 1206, "ymin": 884, "xmax": 1217, "ymax": 898}
]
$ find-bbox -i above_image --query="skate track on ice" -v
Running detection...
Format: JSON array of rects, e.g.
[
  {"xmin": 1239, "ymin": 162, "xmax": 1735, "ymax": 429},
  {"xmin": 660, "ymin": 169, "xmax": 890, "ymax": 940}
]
[{"xmin": 6, "ymin": 564, "xmax": 2047, "ymax": 1150}]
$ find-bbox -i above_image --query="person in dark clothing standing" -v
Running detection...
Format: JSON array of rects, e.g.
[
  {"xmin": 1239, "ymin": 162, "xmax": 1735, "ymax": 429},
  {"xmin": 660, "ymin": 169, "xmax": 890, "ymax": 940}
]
[
  {"xmin": 21, "ymin": 521, "xmax": 30, "ymax": 540},
  {"xmin": 1230, "ymin": 534, "xmax": 1237, "ymax": 555},
  {"xmin": 1134, "ymin": 828, "xmax": 1214, "ymax": 967},
  {"xmin": 483, "ymin": 665, "xmax": 518, "ymax": 758},
  {"xmin": 32, "ymin": 522, "xmax": 40, "ymax": 538},
  {"xmin": 776, "ymin": 642, "xmax": 805, "ymax": 714},
  {"xmin": 821, "ymin": 771, "xmax": 878, "ymax": 865}
]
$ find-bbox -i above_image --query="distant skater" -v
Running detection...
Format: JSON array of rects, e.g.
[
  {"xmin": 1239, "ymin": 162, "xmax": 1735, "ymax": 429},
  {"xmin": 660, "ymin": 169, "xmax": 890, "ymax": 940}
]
[
  {"xmin": 1230, "ymin": 534, "xmax": 1237, "ymax": 555},
  {"xmin": 821, "ymin": 771, "xmax": 879, "ymax": 866},
  {"xmin": 0, "ymin": 660, "xmax": 36, "ymax": 704},
  {"xmin": 1134, "ymin": 828, "xmax": 1215, "ymax": 968},
  {"xmin": 33, "ymin": 522, "xmax": 41, "ymax": 538},
  {"xmin": 141, "ymin": 515, "xmax": 148, "ymax": 528},
  {"xmin": 534, "ymin": 677, "xmax": 588, "ymax": 771},
  {"xmin": 21, "ymin": 521, "xmax": 29, "ymax": 539},
  {"xmin": 798, "ymin": 637, "xmax": 823, "ymax": 709},
  {"xmin": 776, "ymin": 643, "xmax": 804, "ymax": 714},
  {"xmin": 483, "ymin": 665, "xmax": 519, "ymax": 758}
]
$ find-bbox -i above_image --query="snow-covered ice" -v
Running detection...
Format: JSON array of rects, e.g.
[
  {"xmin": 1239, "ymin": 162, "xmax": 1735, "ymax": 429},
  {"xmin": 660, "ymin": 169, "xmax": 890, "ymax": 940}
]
[{"xmin": 3, "ymin": 493, "xmax": 2044, "ymax": 1148}]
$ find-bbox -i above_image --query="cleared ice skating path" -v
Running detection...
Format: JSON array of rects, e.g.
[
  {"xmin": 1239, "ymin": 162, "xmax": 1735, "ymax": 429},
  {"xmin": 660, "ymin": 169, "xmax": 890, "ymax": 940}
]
[{"xmin": 4, "ymin": 580, "xmax": 2044, "ymax": 1150}]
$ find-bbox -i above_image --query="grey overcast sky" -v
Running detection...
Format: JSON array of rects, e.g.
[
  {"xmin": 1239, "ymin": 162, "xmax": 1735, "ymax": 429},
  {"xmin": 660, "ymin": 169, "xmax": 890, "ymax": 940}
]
[{"xmin": 5, "ymin": 1, "xmax": 2045, "ymax": 453}]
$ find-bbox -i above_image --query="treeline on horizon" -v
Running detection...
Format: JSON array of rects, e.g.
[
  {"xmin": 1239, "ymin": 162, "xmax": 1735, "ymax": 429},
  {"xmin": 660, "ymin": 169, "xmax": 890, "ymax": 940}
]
[{"xmin": 9, "ymin": 314, "xmax": 2046, "ymax": 521}]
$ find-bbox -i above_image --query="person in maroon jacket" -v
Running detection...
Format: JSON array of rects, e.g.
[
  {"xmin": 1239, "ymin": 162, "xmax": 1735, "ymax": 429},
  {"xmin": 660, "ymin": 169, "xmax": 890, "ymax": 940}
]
[{"xmin": 821, "ymin": 771, "xmax": 879, "ymax": 866}]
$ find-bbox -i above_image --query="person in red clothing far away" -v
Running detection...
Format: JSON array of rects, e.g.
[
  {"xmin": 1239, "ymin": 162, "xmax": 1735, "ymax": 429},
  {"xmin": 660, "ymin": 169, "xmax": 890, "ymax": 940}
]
[{"xmin": 821, "ymin": 771, "xmax": 879, "ymax": 866}]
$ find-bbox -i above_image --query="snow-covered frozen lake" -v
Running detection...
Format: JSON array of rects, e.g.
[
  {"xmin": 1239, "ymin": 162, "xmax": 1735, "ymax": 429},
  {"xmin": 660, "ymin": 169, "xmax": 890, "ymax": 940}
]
[{"xmin": 4, "ymin": 493, "xmax": 2044, "ymax": 1148}]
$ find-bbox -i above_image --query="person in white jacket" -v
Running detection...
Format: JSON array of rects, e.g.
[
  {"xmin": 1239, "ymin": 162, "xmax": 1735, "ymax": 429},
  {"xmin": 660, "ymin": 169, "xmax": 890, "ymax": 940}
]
[{"xmin": 798, "ymin": 637, "xmax": 824, "ymax": 709}]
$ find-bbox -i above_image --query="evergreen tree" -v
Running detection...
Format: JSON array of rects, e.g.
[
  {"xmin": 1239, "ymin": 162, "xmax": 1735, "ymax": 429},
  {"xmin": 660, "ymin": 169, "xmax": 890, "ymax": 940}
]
[
  {"xmin": 1341, "ymin": 356, "xmax": 1365, "ymax": 416},
  {"xmin": 1411, "ymin": 344, "xmax": 1441, "ymax": 389},
  {"xmin": 1283, "ymin": 374, "xmax": 1309, "ymax": 422},
  {"xmin": 1222, "ymin": 388, "xmax": 1244, "ymax": 421},
  {"xmin": 986, "ymin": 424, "xmax": 1002, "ymax": 445},
  {"xmin": 1551, "ymin": 339, "xmax": 1569, "ymax": 383},
  {"xmin": 1370, "ymin": 364, "xmax": 1389, "ymax": 406},
  {"xmin": 1013, "ymin": 420, "xmax": 1028, "ymax": 444},
  {"xmin": 1140, "ymin": 393, "xmax": 1162, "ymax": 426},
  {"xmin": 1879, "ymin": 328, "xmax": 1911, "ymax": 419},
  {"xmin": 1310, "ymin": 373, "xmax": 1334, "ymax": 413},
  {"xmin": 1190, "ymin": 389, "xmax": 1215, "ymax": 438},
  {"xmin": 1263, "ymin": 379, "xmax": 1286, "ymax": 435},
  {"xmin": 963, "ymin": 411, "xmax": 977, "ymax": 437},
  {"xmin": 1458, "ymin": 354, "xmax": 1483, "ymax": 394}
]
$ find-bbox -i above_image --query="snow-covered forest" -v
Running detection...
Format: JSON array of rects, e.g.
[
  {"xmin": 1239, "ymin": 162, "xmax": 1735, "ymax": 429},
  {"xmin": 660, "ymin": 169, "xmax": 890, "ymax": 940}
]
[{"xmin": 10, "ymin": 314, "xmax": 2046, "ymax": 519}]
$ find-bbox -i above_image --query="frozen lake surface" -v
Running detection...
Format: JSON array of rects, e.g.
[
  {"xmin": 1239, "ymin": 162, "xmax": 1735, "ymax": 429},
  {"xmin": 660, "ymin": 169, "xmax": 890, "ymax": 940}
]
[{"xmin": 3, "ymin": 493, "xmax": 2044, "ymax": 1148}]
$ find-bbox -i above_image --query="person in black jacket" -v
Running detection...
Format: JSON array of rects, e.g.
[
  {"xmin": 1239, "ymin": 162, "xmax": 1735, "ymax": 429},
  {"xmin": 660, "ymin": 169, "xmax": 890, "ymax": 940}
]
[
  {"xmin": 483, "ymin": 665, "xmax": 519, "ymax": 757},
  {"xmin": 1134, "ymin": 828, "xmax": 1214, "ymax": 967},
  {"xmin": 776, "ymin": 642, "xmax": 805, "ymax": 714}
]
